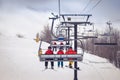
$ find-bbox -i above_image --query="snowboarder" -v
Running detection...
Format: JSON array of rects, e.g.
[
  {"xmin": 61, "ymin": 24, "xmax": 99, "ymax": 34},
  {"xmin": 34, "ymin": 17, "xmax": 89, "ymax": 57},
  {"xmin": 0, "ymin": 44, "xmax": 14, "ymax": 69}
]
[
  {"xmin": 57, "ymin": 47, "xmax": 64, "ymax": 68},
  {"xmin": 65, "ymin": 46, "xmax": 76, "ymax": 68},
  {"xmin": 45, "ymin": 46, "xmax": 54, "ymax": 69}
]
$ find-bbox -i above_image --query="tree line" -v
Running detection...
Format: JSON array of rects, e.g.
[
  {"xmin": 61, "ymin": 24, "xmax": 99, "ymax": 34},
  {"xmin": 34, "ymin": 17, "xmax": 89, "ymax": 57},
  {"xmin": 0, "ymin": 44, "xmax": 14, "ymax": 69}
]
[{"xmin": 83, "ymin": 27, "xmax": 120, "ymax": 68}]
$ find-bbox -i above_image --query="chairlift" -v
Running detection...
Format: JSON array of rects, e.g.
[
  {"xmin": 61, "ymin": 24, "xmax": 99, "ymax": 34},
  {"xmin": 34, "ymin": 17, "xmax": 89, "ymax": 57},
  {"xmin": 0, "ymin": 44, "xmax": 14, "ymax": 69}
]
[
  {"xmin": 38, "ymin": 39, "xmax": 83, "ymax": 62},
  {"xmin": 94, "ymin": 43, "xmax": 117, "ymax": 45},
  {"xmin": 50, "ymin": 38, "xmax": 72, "ymax": 50},
  {"xmin": 39, "ymin": 14, "xmax": 91, "ymax": 62},
  {"xmin": 39, "ymin": 38, "xmax": 84, "ymax": 62},
  {"xmin": 78, "ymin": 29, "xmax": 97, "ymax": 39},
  {"xmin": 77, "ymin": 23, "xmax": 97, "ymax": 39},
  {"xmin": 94, "ymin": 33, "xmax": 117, "ymax": 46}
]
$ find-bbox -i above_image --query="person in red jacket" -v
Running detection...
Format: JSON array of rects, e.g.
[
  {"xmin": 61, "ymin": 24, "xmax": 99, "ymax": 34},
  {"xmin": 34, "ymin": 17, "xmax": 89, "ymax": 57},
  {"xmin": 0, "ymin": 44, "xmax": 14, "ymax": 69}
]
[
  {"xmin": 65, "ymin": 46, "xmax": 76, "ymax": 68},
  {"xmin": 45, "ymin": 46, "xmax": 54, "ymax": 69},
  {"xmin": 57, "ymin": 47, "xmax": 64, "ymax": 68}
]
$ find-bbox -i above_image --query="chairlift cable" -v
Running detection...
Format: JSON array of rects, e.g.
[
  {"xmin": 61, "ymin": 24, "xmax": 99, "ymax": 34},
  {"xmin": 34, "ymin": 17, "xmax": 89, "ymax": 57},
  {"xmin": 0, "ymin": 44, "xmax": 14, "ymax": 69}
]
[
  {"xmin": 113, "ymin": 19, "xmax": 120, "ymax": 22},
  {"xmin": 58, "ymin": 0, "xmax": 61, "ymax": 22},
  {"xmin": 81, "ymin": 0, "xmax": 92, "ymax": 13},
  {"xmin": 87, "ymin": 0, "xmax": 102, "ymax": 12}
]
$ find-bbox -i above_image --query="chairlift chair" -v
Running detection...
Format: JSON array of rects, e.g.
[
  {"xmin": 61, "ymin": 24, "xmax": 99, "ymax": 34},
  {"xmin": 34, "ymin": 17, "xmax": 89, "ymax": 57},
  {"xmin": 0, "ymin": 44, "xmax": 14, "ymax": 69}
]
[
  {"xmin": 39, "ymin": 14, "xmax": 91, "ymax": 62},
  {"xmin": 50, "ymin": 39, "xmax": 72, "ymax": 50},
  {"xmin": 94, "ymin": 33, "xmax": 117, "ymax": 46}
]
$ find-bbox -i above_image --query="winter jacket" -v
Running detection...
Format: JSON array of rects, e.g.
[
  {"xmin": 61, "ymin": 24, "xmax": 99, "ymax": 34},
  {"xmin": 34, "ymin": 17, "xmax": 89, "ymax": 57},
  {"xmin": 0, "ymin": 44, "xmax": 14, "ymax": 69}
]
[
  {"xmin": 65, "ymin": 49, "xmax": 76, "ymax": 60},
  {"xmin": 65, "ymin": 49, "xmax": 76, "ymax": 54},
  {"xmin": 45, "ymin": 49, "xmax": 54, "ymax": 55},
  {"xmin": 57, "ymin": 50, "xmax": 64, "ymax": 55}
]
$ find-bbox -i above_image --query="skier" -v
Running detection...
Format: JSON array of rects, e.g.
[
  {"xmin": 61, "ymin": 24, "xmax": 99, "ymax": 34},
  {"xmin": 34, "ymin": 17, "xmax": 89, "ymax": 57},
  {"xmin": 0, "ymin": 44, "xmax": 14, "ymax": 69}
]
[
  {"xmin": 45, "ymin": 46, "xmax": 54, "ymax": 69},
  {"xmin": 65, "ymin": 46, "xmax": 76, "ymax": 68},
  {"xmin": 66, "ymin": 42, "xmax": 69, "ymax": 50},
  {"xmin": 53, "ymin": 42, "xmax": 57, "ymax": 52},
  {"xmin": 57, "ymin": 47, "xmax": 64, "ymax": 68},
  {"xmin": 60, "ymin": 42, "xmax": 64, "ymax": 50}
]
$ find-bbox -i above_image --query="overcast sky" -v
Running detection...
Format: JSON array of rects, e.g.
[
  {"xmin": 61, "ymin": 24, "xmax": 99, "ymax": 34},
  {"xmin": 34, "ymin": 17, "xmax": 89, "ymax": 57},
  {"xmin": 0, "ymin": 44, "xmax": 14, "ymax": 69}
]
[{"xmin": 0, "ymin": 0, "xmax": 120, "ymax": 37}]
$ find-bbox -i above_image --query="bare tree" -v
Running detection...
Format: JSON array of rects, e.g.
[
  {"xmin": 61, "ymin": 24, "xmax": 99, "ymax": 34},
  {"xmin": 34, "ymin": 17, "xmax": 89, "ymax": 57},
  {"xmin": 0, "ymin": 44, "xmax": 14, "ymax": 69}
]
[{"xmin": 40, "ymin": 25, "xmax": 52, "ymax": 43}]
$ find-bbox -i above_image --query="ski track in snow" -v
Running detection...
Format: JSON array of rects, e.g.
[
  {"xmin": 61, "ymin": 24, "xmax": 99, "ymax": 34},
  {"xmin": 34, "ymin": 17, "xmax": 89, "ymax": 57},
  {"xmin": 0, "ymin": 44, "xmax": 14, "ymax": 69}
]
[{"xmin": 0, "ymin": 35, "xmax": 120, "ymax": 80}]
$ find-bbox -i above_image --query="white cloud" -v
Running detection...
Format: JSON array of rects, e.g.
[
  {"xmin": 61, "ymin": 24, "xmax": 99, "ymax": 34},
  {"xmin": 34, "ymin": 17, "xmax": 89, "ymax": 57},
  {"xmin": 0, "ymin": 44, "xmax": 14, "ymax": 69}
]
[
  {"xmin": 0, "ymin": 8, "xmax": 50, "ymax": 38},
  {"xmin": 0, "ymin": 0, "xmax": 120, "ymax": 38}
]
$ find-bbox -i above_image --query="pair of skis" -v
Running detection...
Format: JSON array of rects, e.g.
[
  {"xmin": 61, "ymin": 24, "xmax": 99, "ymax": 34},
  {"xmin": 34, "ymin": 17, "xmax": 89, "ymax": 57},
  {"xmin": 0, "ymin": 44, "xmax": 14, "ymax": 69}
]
[
  {"xmin": 42, "ymin": 68, "xmax": 57, "ymax": 71},
  {"xmin": 65, "ymin": 65, "xmax": 80, "ymax": 71},
  {"xmin": 42, "ymin": 66, "xmax": 80, "ymax": 71}
]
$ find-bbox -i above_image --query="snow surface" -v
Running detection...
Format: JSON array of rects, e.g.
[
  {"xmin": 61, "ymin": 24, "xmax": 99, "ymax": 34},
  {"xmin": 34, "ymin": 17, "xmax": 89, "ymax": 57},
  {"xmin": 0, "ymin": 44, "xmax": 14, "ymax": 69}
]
[{"xmin": 0, "ymin": 35, "xmax": 120, "ymax": 80}]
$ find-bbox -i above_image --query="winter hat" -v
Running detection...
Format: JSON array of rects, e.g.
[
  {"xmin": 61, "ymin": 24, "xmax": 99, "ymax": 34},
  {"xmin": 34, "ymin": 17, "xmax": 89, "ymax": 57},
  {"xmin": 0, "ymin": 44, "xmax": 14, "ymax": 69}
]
[{"xmin": 48, "ymin": 46, "xmax": 51, "ymax": 49}]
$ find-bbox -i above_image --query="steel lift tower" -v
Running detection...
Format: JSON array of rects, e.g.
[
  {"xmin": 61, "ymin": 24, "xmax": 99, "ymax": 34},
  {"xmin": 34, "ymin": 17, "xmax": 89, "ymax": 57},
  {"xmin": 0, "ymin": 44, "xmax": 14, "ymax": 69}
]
[{"xmin": 60, "ymin": 14, "xmax": 92, "ymax": 80}]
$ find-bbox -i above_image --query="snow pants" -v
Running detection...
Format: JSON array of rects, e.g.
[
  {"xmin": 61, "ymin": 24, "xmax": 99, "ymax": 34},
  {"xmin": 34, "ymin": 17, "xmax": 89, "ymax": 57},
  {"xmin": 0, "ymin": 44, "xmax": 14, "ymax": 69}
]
[
  {"xmin": 45, "ymin": 58, "xmax": 54, "ymax": 68},
  {"xmin": 58, "ymin": 58, "xmax": 63, "ymax": 67}
]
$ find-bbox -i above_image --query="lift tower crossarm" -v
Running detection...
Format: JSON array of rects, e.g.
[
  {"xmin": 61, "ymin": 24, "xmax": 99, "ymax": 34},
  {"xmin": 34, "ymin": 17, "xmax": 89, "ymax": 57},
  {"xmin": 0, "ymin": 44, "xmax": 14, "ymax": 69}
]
[
  {"xmin": 59, "ymin": 13, "xmax": 92, "ymax": 80},
  {"xmin": 60, "ymin": 14, "xmax": 92, "ymax": 16},
  {"xmin": 61, "ymin": 22, "xmax": 91, "ymax": 25},
  {"xmin": 60, "ymin": 14, "xmax": 92, "ymax": 25}
]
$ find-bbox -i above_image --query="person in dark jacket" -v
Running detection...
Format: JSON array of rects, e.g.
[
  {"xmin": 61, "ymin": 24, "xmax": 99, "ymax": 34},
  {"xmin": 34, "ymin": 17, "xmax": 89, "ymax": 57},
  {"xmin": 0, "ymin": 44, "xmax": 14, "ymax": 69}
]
[
  {"xmin": 60, "ymin": 42, "xmax": 64, "ymax": 50},
  {"xmin": 65, "ymin": 47, "xmax": 76, "ymax": 68},
  {"xmin": 66, "ymin": 42, "xmax": 69, "ymax": 50},
  {"xmin": 53, "ymin": 42, "xmax": 57, "ymax": 51},
  {"xmin": 57, "ymin": 47, "xmax": 64, "ymax": 68},
  {"xmin": 45, "ymin": 46, "xmax": 54, "ymax": 69}
]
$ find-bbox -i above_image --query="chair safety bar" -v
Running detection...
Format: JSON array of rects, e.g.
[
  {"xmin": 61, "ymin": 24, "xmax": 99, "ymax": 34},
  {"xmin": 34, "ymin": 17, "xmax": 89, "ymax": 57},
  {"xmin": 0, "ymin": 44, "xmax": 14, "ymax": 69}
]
[
  {"xmin": 39, "ymin": 54, "xmax": 83, "ymax": 61},
  {"xmin": 50, "ymin": 44, "xmax": 71, "ymax": 48}
]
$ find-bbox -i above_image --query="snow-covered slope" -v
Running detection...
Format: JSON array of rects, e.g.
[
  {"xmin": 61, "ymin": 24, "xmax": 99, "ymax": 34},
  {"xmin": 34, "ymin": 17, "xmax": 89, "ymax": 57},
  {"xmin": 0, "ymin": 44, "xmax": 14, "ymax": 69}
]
[{"xmin": 0, "ymin": 35, "xmax": 120, "ymax": 80}]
